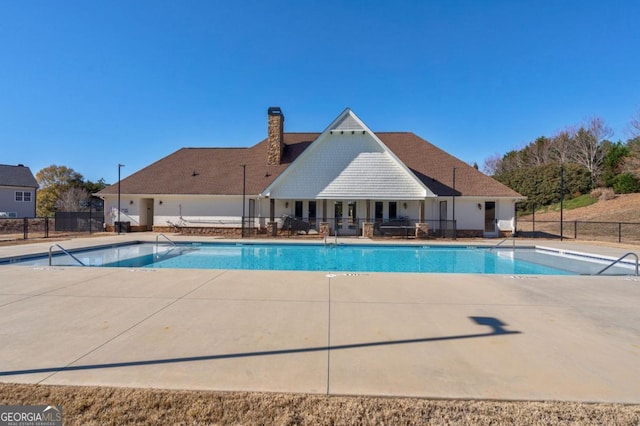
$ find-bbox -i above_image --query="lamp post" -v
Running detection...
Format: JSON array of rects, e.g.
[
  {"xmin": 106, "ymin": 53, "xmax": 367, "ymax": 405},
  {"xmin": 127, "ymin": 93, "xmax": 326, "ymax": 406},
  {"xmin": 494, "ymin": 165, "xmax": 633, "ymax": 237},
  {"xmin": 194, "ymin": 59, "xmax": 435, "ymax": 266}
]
[
  {"xmin": 560, "ymin": 164, "xmax": 564, "ymax": 241},
  {"xmin": 452, "ymin": 167, "xmax": 457, "ymax": 240},
  {"xmin": 117, "ymin": 163, "xmax": 124, "ymax": 234},
  {"xmin": 241, "ymin": 164, "xmax": 246, "ymax": 238}
]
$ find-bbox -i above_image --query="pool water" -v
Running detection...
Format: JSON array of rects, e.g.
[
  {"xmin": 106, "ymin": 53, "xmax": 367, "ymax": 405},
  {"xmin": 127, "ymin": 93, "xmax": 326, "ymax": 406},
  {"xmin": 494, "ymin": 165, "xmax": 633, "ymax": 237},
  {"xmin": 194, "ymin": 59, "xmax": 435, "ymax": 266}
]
[{"xmin": 3, "ymin": 242, "xmax": 610, "ymax": 275}]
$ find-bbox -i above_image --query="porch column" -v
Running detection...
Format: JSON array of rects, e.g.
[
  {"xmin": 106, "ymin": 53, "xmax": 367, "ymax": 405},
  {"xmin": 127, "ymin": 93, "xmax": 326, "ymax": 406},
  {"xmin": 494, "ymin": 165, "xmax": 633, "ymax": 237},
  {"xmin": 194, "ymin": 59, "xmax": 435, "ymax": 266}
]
[
  {"xmin": 270, "ymin": 198, "xmax": 275, "ymax": 221},
  {"xmin": 268, "ymin": 198, "xmax": 277, "ymax": 236},
  {"xmin": 366, "ymin": 200, "xmax": 371, "ymax": 222},
  {"xmin": 419, "ymin": 200, "xmax": 425, "ymax": 222},
  {"xmin": 322, "ymin": 200, "xmax": 327, "ymax": 222}
]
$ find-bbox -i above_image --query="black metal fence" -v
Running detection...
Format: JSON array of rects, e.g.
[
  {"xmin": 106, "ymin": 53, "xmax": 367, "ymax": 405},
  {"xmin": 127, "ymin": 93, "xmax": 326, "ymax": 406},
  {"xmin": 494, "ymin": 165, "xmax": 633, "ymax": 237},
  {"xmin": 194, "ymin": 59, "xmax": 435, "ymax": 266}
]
[
  {"xmin": 517, "ymin": 219, "xmax": 640, "ymax": 244},
  {"xmin": 0, "ymin": 217, "xmax": 52, "ymax": 240},
  {"xmin": 273, "ymin": 216, "xmax": 457, "ymax": 238},
  {"xmin": 0, "ymin": 211, "xmax": 105, "ymax": 242},
  {"xmin": 55, "ymin": 211, "xmax": 105, "ymax": 233}
]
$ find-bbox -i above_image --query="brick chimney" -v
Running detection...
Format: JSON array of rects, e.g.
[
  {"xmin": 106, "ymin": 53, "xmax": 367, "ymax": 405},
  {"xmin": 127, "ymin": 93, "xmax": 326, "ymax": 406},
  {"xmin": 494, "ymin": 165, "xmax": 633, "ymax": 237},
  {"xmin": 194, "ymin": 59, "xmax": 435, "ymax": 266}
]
[{"xmin": 267, "ymin": 107, "xmax": 284, "ymax": 165}]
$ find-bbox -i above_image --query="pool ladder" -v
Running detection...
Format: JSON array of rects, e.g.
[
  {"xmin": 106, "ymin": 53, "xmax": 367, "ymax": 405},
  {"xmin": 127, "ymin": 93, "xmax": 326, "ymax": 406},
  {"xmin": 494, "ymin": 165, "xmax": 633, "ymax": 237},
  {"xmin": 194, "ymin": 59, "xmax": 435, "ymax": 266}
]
[
  {"xmin": 323, "ymin": 232, "xmax": 338, "ymax": 248},
  {"xmin": 489, "ymin": 235, "xmax": 516, "ymax": 252},
  {"xmin": 49, "ymin": 244, "xmax": 86, "ymax": 266},
  {"xmin": 594, "ymin": 252, "xmax": 639, "ymax": 276},
  {"xmin": 156, "ymin": 233, "xmax": 177, "ymax": 248}
]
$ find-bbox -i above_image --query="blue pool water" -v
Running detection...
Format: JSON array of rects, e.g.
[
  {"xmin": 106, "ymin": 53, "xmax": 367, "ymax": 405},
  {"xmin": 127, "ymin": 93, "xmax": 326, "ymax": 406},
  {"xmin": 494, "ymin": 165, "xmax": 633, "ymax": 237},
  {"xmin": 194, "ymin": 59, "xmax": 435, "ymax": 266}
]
[{"xmin": 3, "ymin": 242, "xmax": 600, "ymax": 275}]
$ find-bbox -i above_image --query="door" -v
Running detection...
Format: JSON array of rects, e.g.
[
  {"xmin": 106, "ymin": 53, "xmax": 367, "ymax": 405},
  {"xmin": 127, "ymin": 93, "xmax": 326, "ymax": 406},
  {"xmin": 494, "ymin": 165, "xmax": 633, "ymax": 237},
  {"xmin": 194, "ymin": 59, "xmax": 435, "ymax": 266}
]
[
  {"xmin": 346, "ymin": 201, "xmax": 357, "ymax": 235},
  {"xmin": 142, "ymin": 198, "xmax": 154, "ymax": 231},
  {"xmin": 334, "ymin": 201, "xmax": 343, "ymax": 234},
  {"xmin": 334, "ymin": 201, "xmax": 358, "ymax": 235},
  {"xmin": 439, "ymin": 201, "xmax": 447, "ymax": 237},
  {"xmin": 484, "ymin": 201, "xmax": 497, "ymax": 237}
]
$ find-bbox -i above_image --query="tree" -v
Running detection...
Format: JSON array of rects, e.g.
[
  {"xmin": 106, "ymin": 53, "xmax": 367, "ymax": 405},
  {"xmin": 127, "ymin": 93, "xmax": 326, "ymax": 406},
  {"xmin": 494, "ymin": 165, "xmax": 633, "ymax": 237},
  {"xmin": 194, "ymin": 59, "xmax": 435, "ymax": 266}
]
[
  {"xmin": 495, "ymin": 163, "xmax": 591, "ymax": 211},
  {"xmin": 482, "ymin": 153, "xmax": 502, "ymax": 176},
  {"xmin": 522, "ymin": 136, "xmax": 552, "ymax": 166},
  {"xmin": 36, "ymin": 165, "xmax": 85, "ymax": 217},
  {"xmin": 622, "ymin": 137, "xmax": 640, "ymax": 177},
  {"xmin": 629, "ymin": 110, "xmax": 640, "ymax": 138},
  {"xmin": 55, "ymin": 186, "xmax": 90, "ymax": 211},
  {"xmin": 613, "ymin": 172, "xmax": 640, "ymax": 194},
  {"xmin": 570, "ymin": 116, "xmax": 612, "ymax": 189},
  {"xmin": 549, "ymin": 128, "xmax": 575, "ymax": 164},
  {"xmin": 600, "ymin": 141, "xmax": 630, "ymax": 187}
]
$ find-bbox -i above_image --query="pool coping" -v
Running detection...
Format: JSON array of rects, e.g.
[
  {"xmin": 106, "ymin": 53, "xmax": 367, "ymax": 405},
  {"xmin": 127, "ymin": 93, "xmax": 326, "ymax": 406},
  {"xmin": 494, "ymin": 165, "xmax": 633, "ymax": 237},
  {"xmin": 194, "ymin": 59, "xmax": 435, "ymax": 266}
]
[{"xmin": 1, "ymin": 235, "xmax": 636, "ymax": 275}]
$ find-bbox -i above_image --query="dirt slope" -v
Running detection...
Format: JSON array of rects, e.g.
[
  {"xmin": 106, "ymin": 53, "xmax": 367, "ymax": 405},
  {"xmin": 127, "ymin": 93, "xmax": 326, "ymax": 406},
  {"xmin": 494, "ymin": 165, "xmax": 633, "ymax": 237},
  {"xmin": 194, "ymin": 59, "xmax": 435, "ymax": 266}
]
[{"xmin": 521, "ymin": 193, "xmax": 640, "ymax": 222}]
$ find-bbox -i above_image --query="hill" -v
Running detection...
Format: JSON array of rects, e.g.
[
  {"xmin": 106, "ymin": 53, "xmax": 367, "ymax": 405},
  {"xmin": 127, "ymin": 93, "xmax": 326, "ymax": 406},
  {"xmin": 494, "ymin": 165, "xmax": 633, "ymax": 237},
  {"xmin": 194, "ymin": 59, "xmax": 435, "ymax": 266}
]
[{"xmin": 520, "ymin": 193, "xmax": 640, "ymax": 223}]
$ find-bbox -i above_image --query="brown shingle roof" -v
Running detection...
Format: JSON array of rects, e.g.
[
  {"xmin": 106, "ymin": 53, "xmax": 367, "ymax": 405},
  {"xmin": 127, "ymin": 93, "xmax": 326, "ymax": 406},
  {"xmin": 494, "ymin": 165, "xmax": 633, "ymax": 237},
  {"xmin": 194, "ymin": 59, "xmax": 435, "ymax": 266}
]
[
  {"xmin": 98, "ymin": 132, "xmax": 521, "ymax": 198},
  {"xmin": 379, "ymin": 132, "xmax": 521, "ymax": 197}
]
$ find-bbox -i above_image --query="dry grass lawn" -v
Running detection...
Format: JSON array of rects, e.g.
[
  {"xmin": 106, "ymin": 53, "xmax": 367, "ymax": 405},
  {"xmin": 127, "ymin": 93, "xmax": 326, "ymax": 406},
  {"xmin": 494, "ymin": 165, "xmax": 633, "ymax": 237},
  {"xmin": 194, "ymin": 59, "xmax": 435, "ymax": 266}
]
[
  {"xmin": 521, "ymin": 193, "xmax": 640, "ymax": 222},
  {"xmin": 1, "ymin": 383, "xmax": 639, "ymax": 425}
]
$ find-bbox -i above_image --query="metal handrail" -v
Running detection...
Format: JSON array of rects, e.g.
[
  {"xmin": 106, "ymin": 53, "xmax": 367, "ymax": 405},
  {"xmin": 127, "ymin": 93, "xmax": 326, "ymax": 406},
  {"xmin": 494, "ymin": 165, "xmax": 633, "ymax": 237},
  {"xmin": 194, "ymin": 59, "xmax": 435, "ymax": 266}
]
[
  {"xmin": 594, "ymin": 252, "xmax": 639, "ymax": 276},
  {"xmin": 489, "ymin": 235, "xmax": 515, "ymax": 251},
  {"xmin": 49, "ymin": 244, "xmax": 86, "ymax": 266},
  {"xmin": 323, "ymin": 230, "xmax": 339, "ymax": 248},
  {"xmin": 156, "ymin": 233, "xmax": 176, "ymax": 248}
]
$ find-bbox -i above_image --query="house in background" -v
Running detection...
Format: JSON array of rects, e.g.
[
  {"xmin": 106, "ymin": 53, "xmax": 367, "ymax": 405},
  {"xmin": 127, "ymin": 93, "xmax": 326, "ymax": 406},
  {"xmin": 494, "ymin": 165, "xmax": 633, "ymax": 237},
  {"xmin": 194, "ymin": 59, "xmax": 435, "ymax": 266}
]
[
  {"xmin": 0, "ymin": 164, "xmax": 38, "ymax": 218},
  {"xmin": 97, "ymin": 107, "xmax": 523, "ymax": 238}
]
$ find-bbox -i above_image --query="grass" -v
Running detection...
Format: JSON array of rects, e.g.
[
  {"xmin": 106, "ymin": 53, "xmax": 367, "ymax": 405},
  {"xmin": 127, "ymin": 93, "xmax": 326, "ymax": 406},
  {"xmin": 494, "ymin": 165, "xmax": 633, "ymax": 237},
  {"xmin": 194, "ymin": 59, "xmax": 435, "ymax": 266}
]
[
  {"xmin": 529, "ymin": 194, "xmax": 598, "ymax": 214},
  {"xmin": 2, "ymin": 383, "xmax": 639, "ymax": 425}
]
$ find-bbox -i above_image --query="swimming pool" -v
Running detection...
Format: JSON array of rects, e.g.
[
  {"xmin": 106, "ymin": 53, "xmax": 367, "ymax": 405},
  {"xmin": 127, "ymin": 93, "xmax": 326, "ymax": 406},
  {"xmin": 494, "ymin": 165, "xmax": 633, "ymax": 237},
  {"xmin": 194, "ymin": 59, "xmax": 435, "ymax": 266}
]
[{"xmin": 3, "ymin": 242, "xmax": 636, "ymax": 275}]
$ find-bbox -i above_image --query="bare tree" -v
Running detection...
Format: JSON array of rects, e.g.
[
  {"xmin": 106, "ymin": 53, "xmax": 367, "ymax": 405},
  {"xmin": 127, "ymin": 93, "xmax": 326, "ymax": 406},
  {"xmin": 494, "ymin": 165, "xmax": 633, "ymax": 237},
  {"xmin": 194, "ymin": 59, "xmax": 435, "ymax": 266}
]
[
  {"xmin": 55, "ymin": 186, "xmax": 90, "ymax": 212},
  {"xmin": 629, "ymin": 110, "xmax": 640, "ymax": 138},
  {"xmin": 571, "ymin": 116, "xmax": 612, "ymax": 187},
  {"xmin": 550, "ymin": 128, "xmax": 575, "ymax": 164},
  {"xmin": 482, "ymin": 153, "xmax": 502, "ymax": 176}
]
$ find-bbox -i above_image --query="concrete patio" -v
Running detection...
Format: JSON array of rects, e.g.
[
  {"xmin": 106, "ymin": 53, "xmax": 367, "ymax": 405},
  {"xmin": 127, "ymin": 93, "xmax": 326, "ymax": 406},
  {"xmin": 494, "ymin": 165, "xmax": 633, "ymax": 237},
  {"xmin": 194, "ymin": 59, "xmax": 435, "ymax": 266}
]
[{"xmin": 0, "ymin": 235, "xmax": 639, "ymax": 403}]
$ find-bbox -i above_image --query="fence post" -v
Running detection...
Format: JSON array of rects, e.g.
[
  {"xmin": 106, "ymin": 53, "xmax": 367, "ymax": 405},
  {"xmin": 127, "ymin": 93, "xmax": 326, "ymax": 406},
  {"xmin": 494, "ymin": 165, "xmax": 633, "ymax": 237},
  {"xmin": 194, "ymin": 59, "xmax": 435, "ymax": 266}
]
[
  {"xmin": 532, "ymin": 206, "xmax": 536, "ymax": 238},
  {"xmin": 23, "ymin": 217, "xmax": 28, "ymax": 240},
  {"xmin": 574, "ymin": 221, "xmax": 577, "ymax": 240},
  {"xmin": 619, "ymin": 222, "xmax": 622, "ymax": 243},
  {"xmin": 45, "ymin": 217, "xmax": 49, "ymax": 238}
]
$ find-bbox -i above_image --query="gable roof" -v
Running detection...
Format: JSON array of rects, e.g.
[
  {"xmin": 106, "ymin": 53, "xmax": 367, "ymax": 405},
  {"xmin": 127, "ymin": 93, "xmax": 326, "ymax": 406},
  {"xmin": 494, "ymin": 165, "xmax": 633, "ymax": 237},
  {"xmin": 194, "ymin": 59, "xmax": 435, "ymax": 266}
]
[
  {"xmin": 98, "ymin": 107, "xmax": 521, "ymax": 199},
  {"xmin": 0, "ymin": 164, "xmax": 38, "ymax": 189},
  {"xmin": 262, "ymin": 109, "xmax": 433, "ymax": 200},
  {"xmin": 98, "ymin": 134, "xmax": 317, "ymax": 196},
  {"xmin": 380, "ymin": 133, "xmax": 521, "ymax": 198},
  {"xmin": 98, "ymin": 130, "xmax": 520, "ymax": 199}
]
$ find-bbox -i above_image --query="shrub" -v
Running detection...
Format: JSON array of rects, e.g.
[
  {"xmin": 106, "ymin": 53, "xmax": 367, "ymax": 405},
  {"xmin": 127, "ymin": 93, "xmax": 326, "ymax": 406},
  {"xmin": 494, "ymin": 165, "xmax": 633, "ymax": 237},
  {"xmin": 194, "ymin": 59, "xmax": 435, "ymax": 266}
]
[
  {"xmin": 613, "ymin": 173, "xmax": 640, "ymax": 194},
  {"xmin": 590, "ymin": 187, "xmax": 615, "ymax": 200}
]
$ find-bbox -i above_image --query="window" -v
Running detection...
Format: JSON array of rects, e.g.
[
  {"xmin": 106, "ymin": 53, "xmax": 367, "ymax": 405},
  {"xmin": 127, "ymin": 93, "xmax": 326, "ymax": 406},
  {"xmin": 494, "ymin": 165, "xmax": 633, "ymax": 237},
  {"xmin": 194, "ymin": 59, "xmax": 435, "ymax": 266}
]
[
  {"xmin": 375, "ymin": 202, "xmax": 383, "ymax": 221},
  {"xmin": 15, "ymin": 191, "xmax": 32, "ymax": 202},
  {"xmin": 308, "ymin": 201, "xmax": 316, "ymax": 226},
  {"xmin": 294, "ymin": 201, "xmax": 303, "ymax": 219},
  {"xmin": 389, "ymin": 202, "xmax": 397, "ymax": 219}
]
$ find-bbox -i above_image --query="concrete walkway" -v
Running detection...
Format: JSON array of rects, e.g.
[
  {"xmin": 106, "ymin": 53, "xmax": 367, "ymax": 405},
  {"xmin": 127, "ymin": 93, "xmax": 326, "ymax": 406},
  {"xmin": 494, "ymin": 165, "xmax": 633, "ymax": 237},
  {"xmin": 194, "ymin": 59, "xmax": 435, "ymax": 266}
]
[{"xmin": 0, "ymin": 235, "xmax": 639, "ymax": 402}]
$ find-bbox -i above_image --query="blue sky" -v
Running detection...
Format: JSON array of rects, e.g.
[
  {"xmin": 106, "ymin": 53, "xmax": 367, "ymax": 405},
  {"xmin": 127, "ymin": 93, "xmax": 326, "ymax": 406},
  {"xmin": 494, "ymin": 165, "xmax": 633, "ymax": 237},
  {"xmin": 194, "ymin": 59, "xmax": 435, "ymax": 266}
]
[{"xmin": 1, "ymin": 0, "xmax": 639, "ymax": 184}]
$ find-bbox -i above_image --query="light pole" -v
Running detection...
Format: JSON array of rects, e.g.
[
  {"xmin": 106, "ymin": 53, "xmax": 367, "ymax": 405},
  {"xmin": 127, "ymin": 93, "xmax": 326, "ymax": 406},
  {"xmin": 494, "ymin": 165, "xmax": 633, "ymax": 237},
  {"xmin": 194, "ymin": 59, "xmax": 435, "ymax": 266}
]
[
  {"xmin": 241, "ymin": 164, "xmax": 246, "ymax": 238},
  {"xmin": 560, "ymin": 164, "xmax": 564, "ymax": 241},
  {"xmin": 452, "ymin": 167, "xmax": 457, "ymax": 240},
  {"xmin": 117, "ymin": 163, "xmax": 124, "ymax": 234}
]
